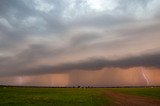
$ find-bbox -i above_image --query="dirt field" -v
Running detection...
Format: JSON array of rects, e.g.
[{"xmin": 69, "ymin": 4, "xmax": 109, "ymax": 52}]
[{"xmin": 106, "ymin": 91, "xmax": 160, "ymax": 106}]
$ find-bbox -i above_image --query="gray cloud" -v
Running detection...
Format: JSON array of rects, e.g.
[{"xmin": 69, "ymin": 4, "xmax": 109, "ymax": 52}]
[
  {"xmin": 0, "ymin": 0, "xmax": 160, "ymax": 87},
  {"xmin": 0, "ymin": 53, "xmax": 159, "ymax": 77},
  {"xmin": 23, "ymin": 53, "xmax": 160, "ymax": 74}
]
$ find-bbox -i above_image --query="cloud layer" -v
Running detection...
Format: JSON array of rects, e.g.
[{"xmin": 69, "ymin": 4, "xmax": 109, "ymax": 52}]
[{"xmin": 0, "ymin": 0, "xmax": 160, "ymax": 86}]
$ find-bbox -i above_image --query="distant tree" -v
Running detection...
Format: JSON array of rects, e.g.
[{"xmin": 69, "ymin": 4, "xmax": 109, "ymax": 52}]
[{"xmin": 77, "ymin": 86, "xmax": 81, "ymax": 88}]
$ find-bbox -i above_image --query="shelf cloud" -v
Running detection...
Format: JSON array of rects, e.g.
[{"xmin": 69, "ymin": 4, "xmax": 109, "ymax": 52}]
[{"xmin": 0, "ymin": 0, "xmax": 160, "ymax": 86}]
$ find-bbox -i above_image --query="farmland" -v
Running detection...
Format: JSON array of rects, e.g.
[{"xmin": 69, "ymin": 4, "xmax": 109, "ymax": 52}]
[{"xmin": 0, "ymin": 86, "xmax": 160, "ymax": 105}]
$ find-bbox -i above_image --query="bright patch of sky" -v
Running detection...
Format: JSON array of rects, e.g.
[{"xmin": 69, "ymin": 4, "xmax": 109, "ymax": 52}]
[
  {"xmin": 62, "ymin": 0, "xmax": 119, "ymax": 21},
  {"xmin": 87, "ymin": 0, "xmax": 118, "ymax": 11},
  {"xmin": 34, "ymin": 0, "xmax": 54, "ymax": 13}
]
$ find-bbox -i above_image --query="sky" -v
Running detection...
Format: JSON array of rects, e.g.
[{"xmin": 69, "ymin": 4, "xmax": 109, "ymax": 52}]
[{"xmin": 0, "ymin": 0, "xmax": 160, "ymax": 87}]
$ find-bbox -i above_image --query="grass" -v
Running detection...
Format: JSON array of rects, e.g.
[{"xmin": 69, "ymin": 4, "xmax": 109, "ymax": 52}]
[
  {"xmin": 109, "ymin": 87, "xmax": 160, "ymax": 99},
  {"xmin": 1, "ymin": 87, "xmax": 160, "ymax": 106},
  {"xmin": 0, "ymin": 87, "xmax": 111, "ymax": 106}
]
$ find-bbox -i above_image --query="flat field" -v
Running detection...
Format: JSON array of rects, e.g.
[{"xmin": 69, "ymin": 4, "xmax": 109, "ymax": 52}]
[
  {"xmin": 0, "ymin": 87, "xmax": 160, "ymax": 106},
  {"xmin": 109, "ymin": 87, "xmax": 160, "ymax": 99}
]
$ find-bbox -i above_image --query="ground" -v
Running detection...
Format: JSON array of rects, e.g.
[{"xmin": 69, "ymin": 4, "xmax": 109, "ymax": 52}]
[
  {"xmin": 0, "ymin": 87, "xmax": 160, "ymax": 106},
  {"xmin": 106, "ymin": 90, "xmax": 160, "ymax": 106}
]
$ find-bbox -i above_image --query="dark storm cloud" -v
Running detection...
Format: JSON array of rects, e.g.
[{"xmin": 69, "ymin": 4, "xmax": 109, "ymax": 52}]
[
  {"xmin": 23, "ymin": 53, "xmax": 160, "ymax": 74},
  {"xmin": 0, "ymin": 53, "xmax": 159, "ymax": 77},
  {"xmin": 0, "ymin": 0, "xmax": 160, "ymax": 79}
]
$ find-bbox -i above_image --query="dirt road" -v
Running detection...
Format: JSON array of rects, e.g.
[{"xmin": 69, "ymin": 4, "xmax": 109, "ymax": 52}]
[{"xmin": 105, "ymin": 91, "xmax": 160, "ymax": 106}]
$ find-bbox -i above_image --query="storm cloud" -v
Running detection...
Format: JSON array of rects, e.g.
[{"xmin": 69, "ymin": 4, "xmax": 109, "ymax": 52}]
[
  {"xmin": 0, "ymin": 53, "xmax": 159, "ymax": 77},
  {"xmin": 0, "ymin": 0, "xmax": 160, "ymax": 86}
]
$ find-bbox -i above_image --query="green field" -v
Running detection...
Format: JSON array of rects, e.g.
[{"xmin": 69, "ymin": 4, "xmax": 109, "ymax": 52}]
[
  {"xmin": 0, "ymin": 87, "xmax": 160, "ymax": 106},
  {"xmin": 0, "ymin": 87, "xmax": 111, "ymax": 106}
]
